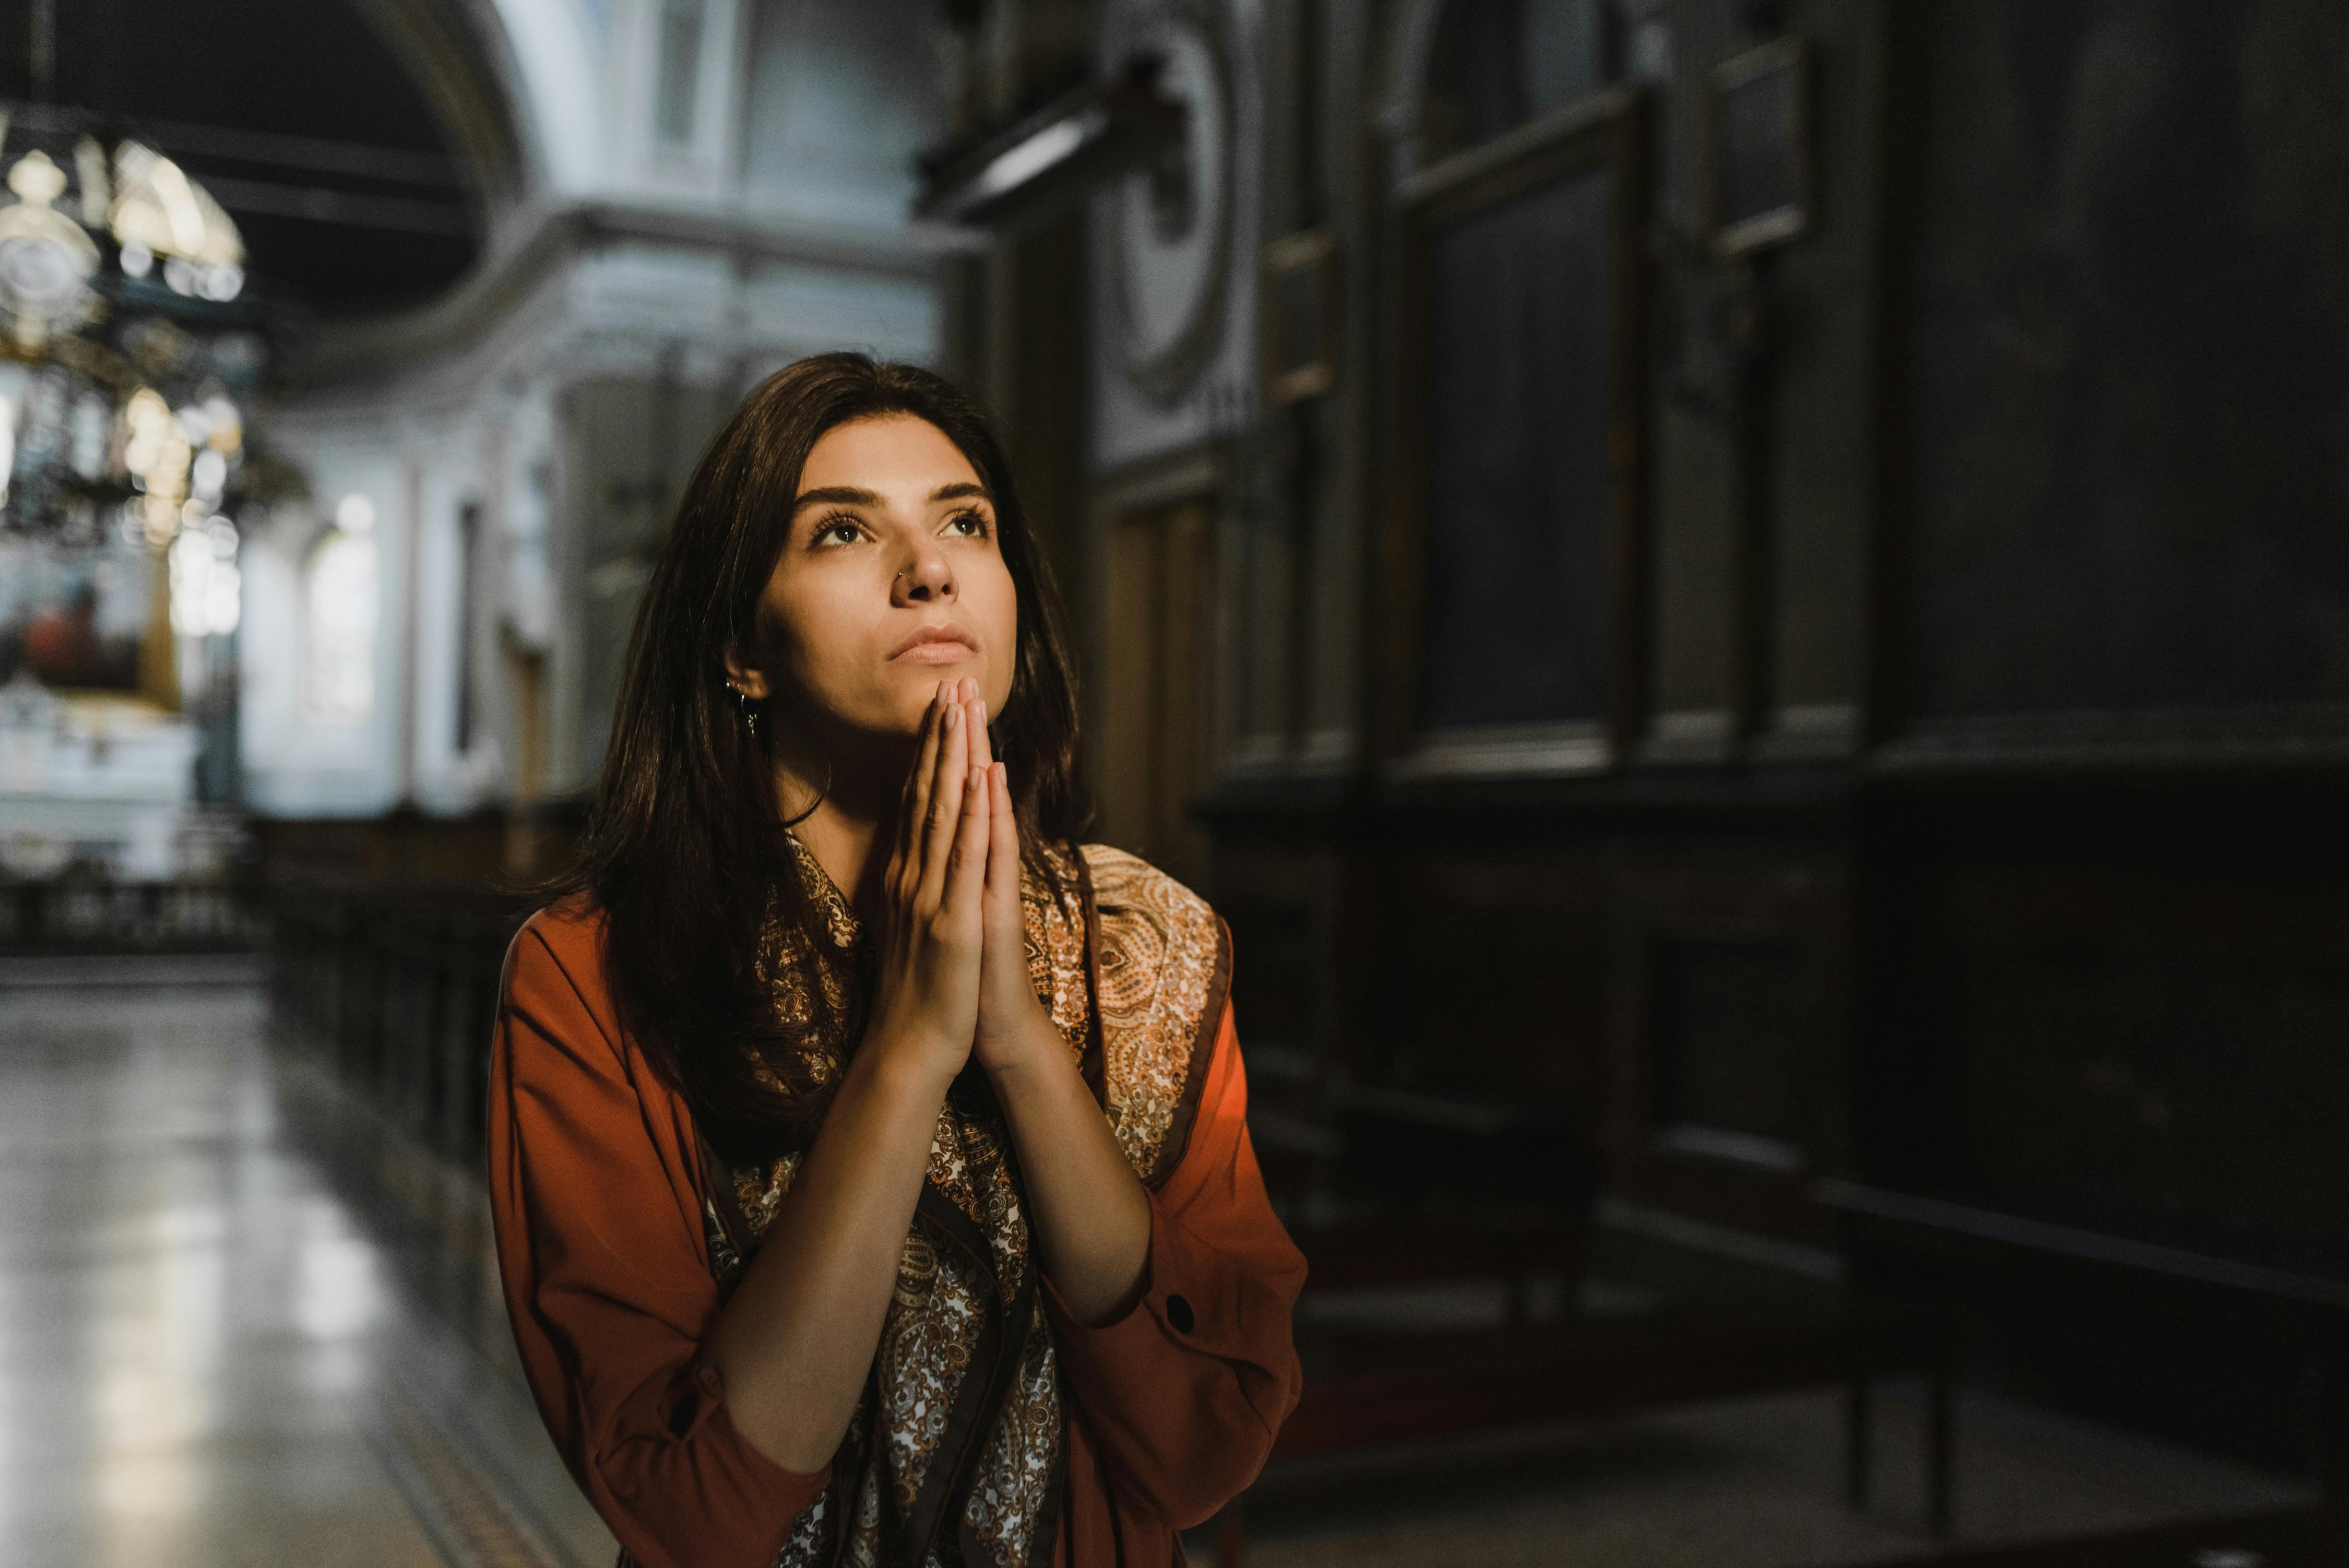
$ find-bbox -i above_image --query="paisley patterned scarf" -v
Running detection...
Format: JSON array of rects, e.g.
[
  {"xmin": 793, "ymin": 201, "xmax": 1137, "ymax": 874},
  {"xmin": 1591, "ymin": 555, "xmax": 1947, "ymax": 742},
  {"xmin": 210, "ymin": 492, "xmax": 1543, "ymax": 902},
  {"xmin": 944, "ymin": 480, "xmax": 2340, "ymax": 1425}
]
[{"xmin": 697, "ymin": 837, "xmax": 1229, "ymax": 1568}]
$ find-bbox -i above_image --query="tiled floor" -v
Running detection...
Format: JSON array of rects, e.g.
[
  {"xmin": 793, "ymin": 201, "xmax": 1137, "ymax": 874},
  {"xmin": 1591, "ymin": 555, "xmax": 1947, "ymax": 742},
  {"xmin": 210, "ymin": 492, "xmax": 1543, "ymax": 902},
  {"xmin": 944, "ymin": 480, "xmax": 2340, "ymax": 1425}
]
[
  {"xmin": 0, "ymin": 971, "xmax": 2317, "ymax": 1568},
  {"xmin": 0, "ymin": 975, "xmax": 612, "ymax": 1568}
]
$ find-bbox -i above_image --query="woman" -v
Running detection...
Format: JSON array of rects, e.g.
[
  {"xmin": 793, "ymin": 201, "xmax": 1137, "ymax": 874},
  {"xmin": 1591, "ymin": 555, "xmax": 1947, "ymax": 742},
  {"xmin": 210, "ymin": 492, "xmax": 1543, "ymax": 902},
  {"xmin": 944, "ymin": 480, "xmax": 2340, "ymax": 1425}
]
[{"xmin": 488, "ymin": 353, "xmax": 1304, "ymax": 1568}]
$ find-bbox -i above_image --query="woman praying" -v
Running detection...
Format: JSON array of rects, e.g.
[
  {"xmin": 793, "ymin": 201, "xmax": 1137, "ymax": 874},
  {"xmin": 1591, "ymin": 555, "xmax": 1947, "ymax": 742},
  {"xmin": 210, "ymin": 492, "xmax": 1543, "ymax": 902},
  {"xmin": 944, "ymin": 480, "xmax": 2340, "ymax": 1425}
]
[{"xmin": 486, "ymin": 353, "xmax": 1304, "ymax": 1568}]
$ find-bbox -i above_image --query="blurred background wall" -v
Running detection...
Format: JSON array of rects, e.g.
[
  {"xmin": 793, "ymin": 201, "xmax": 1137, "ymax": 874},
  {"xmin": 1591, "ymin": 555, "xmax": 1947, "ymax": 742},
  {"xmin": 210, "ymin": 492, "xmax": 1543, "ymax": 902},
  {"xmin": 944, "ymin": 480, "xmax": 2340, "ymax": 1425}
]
[{"xmin": 5, "ymin": 0, "xmax": 2349, "ymax": 1504}]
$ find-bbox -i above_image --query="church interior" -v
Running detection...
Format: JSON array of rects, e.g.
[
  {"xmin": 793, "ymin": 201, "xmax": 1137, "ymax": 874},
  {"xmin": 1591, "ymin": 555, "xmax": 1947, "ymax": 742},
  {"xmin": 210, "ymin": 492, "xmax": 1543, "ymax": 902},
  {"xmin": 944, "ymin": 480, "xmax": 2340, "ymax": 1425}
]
[{"xmin": 4, "ymin": 0, "xmax": 2348, "ymax": 1563}]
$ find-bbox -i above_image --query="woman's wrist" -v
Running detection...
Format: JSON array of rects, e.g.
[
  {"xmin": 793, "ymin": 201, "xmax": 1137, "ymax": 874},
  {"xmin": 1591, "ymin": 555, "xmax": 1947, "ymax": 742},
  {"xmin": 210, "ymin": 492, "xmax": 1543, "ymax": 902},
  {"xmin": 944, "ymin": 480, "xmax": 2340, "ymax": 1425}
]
[
  {"xmin": 979, "ymin": 1003, "xmax": 1071, "ymax": 1092},
  {"xmin": 852, "ymin": 1015, "xmax": 968, "ymax": 1102}
]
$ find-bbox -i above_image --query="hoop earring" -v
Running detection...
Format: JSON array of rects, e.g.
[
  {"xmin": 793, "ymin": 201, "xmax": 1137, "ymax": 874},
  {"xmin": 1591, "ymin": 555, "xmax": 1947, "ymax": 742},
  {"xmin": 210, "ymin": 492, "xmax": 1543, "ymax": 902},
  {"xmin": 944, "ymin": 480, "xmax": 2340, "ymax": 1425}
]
[
  {"xmin": 734, "ymin": 683, "xmax": 832, "ymax": 827},
  {"xmin": 727, "ymin": 684, "xmax": 765, "ymax": 743}
]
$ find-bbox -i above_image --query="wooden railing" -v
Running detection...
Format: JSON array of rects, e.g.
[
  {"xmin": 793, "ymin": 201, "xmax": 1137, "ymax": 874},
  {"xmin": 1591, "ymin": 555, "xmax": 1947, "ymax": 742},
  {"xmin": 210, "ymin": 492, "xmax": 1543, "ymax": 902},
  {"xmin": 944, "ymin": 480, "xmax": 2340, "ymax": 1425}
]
[
  {"xmin": 0, "ymin": 875, "xmax": 263, "ymax": 953},
  {"xmin": 265, "ymin": 874, "xmax": 529, "ymax": 1169}
]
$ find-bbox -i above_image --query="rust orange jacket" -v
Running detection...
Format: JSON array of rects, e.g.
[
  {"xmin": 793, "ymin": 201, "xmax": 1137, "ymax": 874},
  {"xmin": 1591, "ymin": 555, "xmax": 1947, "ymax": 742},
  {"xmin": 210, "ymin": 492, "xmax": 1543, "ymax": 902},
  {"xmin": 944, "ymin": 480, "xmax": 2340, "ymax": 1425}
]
[{"xmin": 487, "ymin": 901, "xmax": 1307, "ymax": 1568}]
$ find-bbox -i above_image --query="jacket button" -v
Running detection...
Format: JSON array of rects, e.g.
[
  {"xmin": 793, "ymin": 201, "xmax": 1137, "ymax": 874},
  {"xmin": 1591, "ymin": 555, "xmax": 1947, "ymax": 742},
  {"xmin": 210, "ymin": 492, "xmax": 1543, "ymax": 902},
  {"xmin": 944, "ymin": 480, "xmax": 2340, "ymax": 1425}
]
[{"xmin": 1165, "ymin": 1293, "xmax": 1194, "ymax": 1334}]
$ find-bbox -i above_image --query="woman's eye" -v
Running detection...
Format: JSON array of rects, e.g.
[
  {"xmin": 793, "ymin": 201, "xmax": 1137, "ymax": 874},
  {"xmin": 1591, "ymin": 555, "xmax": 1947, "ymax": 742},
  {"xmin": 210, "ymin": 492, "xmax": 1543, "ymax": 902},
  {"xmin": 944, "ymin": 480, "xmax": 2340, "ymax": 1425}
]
[
  {"xmin": 945, "ymin": 511, "xmax": 988, "ymax": 538},
  {"xmin": 815, "ymin": 519, "xmax": 861, "ymax": 547}
]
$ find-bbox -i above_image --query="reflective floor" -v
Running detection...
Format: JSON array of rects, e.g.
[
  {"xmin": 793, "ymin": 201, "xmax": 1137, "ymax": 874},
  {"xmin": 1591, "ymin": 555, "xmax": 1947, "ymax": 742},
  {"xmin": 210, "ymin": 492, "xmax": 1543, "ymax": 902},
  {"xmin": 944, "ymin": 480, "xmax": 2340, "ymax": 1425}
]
[
  {"xmin": 0, "ymin": 970, "xmax": 2312, "ymax": 1568},
  {"xmin": 0, "ymin": 971, "xmax": 614, "ymax": 1568}
]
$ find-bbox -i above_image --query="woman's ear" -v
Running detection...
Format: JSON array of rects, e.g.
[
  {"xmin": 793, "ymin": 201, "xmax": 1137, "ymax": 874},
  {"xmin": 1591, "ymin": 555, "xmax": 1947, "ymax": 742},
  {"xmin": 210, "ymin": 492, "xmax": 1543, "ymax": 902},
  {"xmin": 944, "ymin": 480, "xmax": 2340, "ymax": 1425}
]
[{"xmin": 722, "ymin": 649, "xmax": 773, "ymax": 701}]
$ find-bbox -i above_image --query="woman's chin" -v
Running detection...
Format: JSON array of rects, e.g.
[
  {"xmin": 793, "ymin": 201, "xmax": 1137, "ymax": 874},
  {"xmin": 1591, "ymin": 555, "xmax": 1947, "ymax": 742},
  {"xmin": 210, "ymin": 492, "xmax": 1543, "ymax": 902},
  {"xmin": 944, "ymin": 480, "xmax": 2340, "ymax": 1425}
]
[
  {"xmin": 837, "ymin": 664, "xmax": 1001, "ymax": 742},
  {"xmin": 892, "ymin": 659, "xmax": 986, "ymax": 705},
  {"xmin": 870, "ymin": 689, "xmax": 962, "ymax": 741}
]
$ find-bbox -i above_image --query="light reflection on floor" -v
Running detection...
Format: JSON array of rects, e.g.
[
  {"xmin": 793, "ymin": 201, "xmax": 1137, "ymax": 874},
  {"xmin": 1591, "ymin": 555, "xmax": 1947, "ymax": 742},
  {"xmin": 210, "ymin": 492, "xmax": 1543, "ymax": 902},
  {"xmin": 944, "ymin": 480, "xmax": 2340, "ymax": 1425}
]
[{"xmin": 0, "ymin": 977, "xmax": 614, "ymax": 1568}]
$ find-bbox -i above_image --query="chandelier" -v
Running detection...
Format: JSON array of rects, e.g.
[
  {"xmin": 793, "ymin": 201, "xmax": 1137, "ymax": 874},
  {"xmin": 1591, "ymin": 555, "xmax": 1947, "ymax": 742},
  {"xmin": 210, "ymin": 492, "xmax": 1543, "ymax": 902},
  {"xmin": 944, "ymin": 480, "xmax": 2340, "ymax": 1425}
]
[
  {"xmin": 0, "ymin": 112, "xmax": 255, "ymax": 524},
  {"xmin": 0, "ymin": 111, "xmax": 269, "ymax": 710},
  {"xmin": 0, "ymin": 134, "xmax": 244, "ymax": 345}
]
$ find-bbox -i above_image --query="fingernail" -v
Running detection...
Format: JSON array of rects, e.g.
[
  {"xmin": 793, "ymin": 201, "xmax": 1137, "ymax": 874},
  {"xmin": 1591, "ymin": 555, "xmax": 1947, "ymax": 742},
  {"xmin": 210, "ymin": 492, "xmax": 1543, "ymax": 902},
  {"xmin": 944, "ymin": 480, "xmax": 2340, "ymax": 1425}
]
[{"xmin": 945, "ymin": 706, "xmax": 960, "ymax": 731}]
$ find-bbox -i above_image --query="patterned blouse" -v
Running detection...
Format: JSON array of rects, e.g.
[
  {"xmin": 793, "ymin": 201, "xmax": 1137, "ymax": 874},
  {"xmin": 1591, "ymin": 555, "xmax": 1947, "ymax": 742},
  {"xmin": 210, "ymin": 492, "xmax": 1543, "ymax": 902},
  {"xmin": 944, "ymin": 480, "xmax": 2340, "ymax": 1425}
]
[{"xmin": 487, "ymin": 846, "xmax": 1305, "ymax": 1568}]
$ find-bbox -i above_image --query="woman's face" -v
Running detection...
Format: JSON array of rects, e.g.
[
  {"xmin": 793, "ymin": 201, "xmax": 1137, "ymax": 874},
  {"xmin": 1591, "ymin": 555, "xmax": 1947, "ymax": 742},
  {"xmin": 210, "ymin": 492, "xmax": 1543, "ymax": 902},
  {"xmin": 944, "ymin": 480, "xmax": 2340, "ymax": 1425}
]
[{"xmin": 732, "ymin": 414, "xmax": 1018, "ymax": 747}]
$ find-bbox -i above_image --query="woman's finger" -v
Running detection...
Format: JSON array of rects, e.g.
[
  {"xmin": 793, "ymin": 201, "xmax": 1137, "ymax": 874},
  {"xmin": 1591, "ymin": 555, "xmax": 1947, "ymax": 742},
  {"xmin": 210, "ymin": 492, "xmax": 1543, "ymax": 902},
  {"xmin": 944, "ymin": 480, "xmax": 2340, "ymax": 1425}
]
[
  {"xmin": 945, "ymin": 751, "xmax": 990, "ymax": 920},
  {"xmin": 918, "ymin": 696, "xmax": 968, "ymax": 907},
  {"xmin": 897, "ymin": 684, "xmax": 947, "ymax": 888},
  {"xmin": 984, "ymin": 760, "xmax": 1020, "ymax": 928},
  {"xmin": 966, "ymin": 692, "xmax": 1007, "ymax": 901},
  {"xmin": 964, "ymin": 684, "xmax": 1006, "ymax": 912},
  {"xmin": 903, "ymin": 683, "xmax": 946, "ymax": 837},
  {"xmin": 966, "ymin": 683, "xmax": 993, "ymax": 777},
  {"xmin": 888, "ymin": 694, "xmax": 936, "ymax": 891}
]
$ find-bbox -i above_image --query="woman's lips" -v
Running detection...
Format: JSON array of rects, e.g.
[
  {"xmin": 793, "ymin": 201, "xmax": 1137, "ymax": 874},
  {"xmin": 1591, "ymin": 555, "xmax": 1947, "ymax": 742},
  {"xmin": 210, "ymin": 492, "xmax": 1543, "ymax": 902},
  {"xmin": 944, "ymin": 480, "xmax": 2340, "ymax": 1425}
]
[
  {"xmin": 890, "ymin": 624, "xmax": 979, "ymax": 663},
  {"xmin": 899, "ymin": 641, "xmax": 976, "ymax": 665}
]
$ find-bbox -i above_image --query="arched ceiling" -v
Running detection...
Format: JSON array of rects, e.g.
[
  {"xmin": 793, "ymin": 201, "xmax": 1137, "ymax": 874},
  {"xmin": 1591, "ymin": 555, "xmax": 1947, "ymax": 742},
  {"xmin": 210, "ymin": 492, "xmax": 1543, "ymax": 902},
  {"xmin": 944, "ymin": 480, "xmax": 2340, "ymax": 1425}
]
[{"xmin": 1, "ymin": 0, "xmax": 523, "ymax": 317}]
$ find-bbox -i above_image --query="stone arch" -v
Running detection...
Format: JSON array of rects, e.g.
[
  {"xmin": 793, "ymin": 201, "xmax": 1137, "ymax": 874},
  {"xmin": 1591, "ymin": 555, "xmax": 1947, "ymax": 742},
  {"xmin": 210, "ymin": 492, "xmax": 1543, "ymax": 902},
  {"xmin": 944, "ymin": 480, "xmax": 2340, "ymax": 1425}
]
[
  {"xmin": 469, "ymin": 0, "xmax": 606, "ymax": 194},
  {"xmin": 347, "ymin": 0, "xmax": 551, "ymax": 211}
]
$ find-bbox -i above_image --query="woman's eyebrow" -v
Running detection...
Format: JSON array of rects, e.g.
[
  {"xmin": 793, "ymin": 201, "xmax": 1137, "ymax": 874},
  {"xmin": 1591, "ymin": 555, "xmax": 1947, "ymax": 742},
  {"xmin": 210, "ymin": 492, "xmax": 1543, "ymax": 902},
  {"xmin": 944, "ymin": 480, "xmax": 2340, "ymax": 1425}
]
[
  {"xmin": 792, "ymin": 485, "xmax": 882, "ymax": 513},
  {"xmin": 792, "ymin": 483, "xmax": 990, "ymax": 513}
]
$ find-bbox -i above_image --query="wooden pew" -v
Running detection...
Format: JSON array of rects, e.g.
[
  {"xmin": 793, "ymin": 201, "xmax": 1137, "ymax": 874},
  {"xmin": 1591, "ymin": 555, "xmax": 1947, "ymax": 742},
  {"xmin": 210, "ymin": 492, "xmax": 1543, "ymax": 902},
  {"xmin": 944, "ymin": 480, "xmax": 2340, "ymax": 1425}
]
[
  {"xmin": 265, "ymin": 871, "xmax": 526, "ymax": 1167},
  {"xmin": 1222, "ymin": 1080, "xmax": 1958, "ymax": 1566}
]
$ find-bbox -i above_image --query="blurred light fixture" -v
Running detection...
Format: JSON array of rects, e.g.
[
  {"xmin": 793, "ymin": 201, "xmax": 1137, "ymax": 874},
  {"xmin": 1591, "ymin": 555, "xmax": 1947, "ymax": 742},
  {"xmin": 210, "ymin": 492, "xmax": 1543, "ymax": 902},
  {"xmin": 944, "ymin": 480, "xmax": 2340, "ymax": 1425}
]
[
  {"xmin": 0, "ymin": 121, "xmax": 247, "ymax": 357},
  {"xmin": 0, "ymin": 108, "xmax": 263, "ymax": 569},
  {"xmin": 0, "ymin": 148, "xmax": 101, "ymax": 346},
  {"xmin": 917, "ymin": 61, "xmax": 1187, "ymax": 230},
  {"xmin": 1, "ymin": 9, "xmax": 272, "ymax": 736}
]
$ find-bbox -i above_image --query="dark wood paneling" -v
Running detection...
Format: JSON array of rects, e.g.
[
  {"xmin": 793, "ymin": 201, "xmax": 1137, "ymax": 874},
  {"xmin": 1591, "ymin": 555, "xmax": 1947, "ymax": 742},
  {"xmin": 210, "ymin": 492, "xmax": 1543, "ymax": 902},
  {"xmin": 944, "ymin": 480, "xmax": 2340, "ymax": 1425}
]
[
  {"xmin": 1418, "ymin": 163, "xmax": 1615, "ymax": 729},
  {"xmin": 1202, "ymin": 781, "xmax": 1853, "ymax": 1245},
  {"xmin": 1098, "ymin": 499, "xmax": 1218, "ymax": 883},
  {"xmin": 1857, "ymin": 776, "xmax": 2349, "ymax": 1280},
  {"xmin": 1652, "ymin": 937, "xmax": 1807, "ymax": 1148},
  {"xmin": 1334, "ymin": 849, "xmax": 1607, "ymax": 1219},
  {"xmin": 1191, "ymin": 0, "xmax": 2349, "ymax": 1487},
  {"xmin": 1899, "ymin": 0, "xmax": 2349, "ymax": 726},
  {"xmin": 1383, "ymin": 88, "xmax": 1648, "ymax": 762},
  {"xmin": 1606, "ymin": 840, "xmax": 1850, "ymax": 1246},
  {"xmin": 1852, "ymin": 771, "xmax": 2349, "ymax": 1476}
]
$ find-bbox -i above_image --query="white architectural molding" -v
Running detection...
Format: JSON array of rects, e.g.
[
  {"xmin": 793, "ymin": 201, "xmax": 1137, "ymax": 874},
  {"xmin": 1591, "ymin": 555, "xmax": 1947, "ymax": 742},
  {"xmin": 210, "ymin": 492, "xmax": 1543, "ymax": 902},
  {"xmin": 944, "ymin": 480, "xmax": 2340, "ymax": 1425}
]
[
  {"xmin": 294, "ymin": 197, "xmax": 951, "ymax": 400},
  {"xmin": 248, "ymin": 0, "xmax": 952, "ymax": 818},
  {"xmin": 484, "ymin": 0, "xmax": 608, "ymax": 192}
]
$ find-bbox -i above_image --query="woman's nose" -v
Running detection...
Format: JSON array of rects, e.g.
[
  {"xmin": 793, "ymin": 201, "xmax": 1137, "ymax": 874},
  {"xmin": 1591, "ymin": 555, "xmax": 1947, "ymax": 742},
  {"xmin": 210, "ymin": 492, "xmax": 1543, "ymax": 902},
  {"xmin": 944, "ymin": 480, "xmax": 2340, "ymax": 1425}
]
[{"xmin": 893, "ymin": 546, "xmax": 955, "ymax": 604}]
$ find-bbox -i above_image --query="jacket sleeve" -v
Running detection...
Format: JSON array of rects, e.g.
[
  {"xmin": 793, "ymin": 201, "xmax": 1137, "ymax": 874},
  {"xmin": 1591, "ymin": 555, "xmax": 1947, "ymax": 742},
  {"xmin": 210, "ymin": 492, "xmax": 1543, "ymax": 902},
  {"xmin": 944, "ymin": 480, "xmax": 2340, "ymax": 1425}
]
[
  {"xmin": 487, "ymin": 920, "xmax": 829, "ymax": 1568},
  {"xmin": 1040, "ymin": 1001, "xmax": 1307, "ymax": 1528}
]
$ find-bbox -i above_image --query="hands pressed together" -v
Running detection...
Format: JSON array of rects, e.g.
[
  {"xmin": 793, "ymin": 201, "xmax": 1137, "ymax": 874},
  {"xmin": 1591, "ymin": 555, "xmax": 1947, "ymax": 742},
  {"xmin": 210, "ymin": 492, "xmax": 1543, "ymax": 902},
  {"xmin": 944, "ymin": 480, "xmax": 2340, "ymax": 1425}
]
[
  {"xmin": 864, "ymin": 675, "xmax": 1055, "ymax": 1090},
  {"xmin": 857, "ymin": 675, "xmax": 1150, "ymax": 1324},
  {"xmin": 705, "ymin": 683, "xmax": 1148, "ymax": 1465}
]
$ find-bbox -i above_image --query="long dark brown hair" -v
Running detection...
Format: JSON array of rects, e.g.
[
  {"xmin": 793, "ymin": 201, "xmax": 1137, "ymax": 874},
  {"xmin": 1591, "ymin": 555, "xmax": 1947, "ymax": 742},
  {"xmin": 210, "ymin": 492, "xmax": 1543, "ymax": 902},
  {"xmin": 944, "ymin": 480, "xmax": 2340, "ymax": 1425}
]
[{"xmin": 548, "ymin": 353, "xmax": 1085, "ymax": 1163}]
